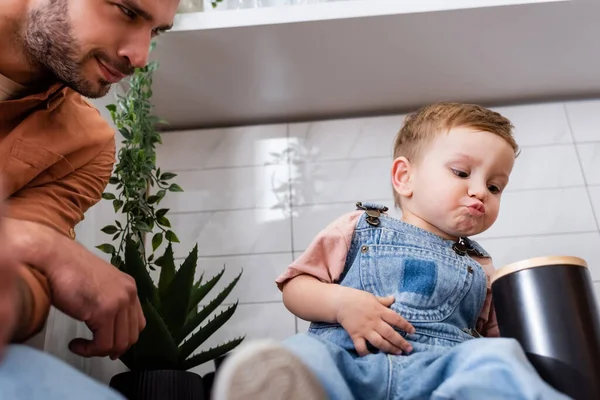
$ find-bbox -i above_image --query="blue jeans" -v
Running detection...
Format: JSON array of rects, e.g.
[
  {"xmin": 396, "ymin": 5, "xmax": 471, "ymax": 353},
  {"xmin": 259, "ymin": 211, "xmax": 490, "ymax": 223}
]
[
  {"xmin": 283, "ymin": 333, "xmax": 572, "ymax": 400},
  {"xmin": 0, "ymin": 345, "xmax": 124, "ymax": 400}
]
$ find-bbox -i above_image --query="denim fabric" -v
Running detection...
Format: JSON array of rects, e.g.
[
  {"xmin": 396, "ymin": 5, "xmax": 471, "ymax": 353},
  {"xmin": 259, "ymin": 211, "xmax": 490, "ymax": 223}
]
[
  {"xmin": 0, "ymin": 345, "xmax": 125, "ymax": 400},
  {"xmin": 282, "ymin": 203, "xmax": 571, "ymax": 400}
]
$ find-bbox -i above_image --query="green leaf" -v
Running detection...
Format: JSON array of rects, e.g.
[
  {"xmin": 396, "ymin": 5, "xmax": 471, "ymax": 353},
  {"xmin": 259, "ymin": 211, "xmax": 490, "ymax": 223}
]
[
  {"xmin": 181, "ymin": 336, "xmax": 245, "ymax": 370},
  {"xmin": 177, "ymin": 269, "xmax": 241, "ymax": 344},
  {"xmin": 96, "ymin": 243, "xmax": 115, "ymax": 254},
  {"xmin": 159, "ymin": 245, "xmax": 198, "ymax": 339},
  {"xmin": 187, "ymin": 268, "xmax": 224, "ymax": 315},
  {"xmin": 147, "ymin": 195, "xmax": 160, "ymax": 204},
  {"xmin": 165, "ymin": 230, "xmax": 179, "ymax": 243},
  {"xmin": 102, "ymin": 192, "xmax": 116, "ymax": 200},
  {"xmin": 112, "ymin": 199, "xmax": 124, "ymax": 213},
  {"xmin": 160, "ymin": 172, "xmax": 177, "ymax": 181},
  {"xmin": 152, "ymin": 232, "xmax": 163, "ymax": 251},
  {"xmin": 119, "ymin": 128, "xmax": 132, "ymax": 140},
  {"xmin": 123, "ymin": 239, "xmax": 158, "ymax": 306},
  {"xmin": 115, "ymin": 220, "xmax": 122, "ymax": 229},
  {"xmin": 106, "ymin": 104, "xmax": 117, "ymax": 113},
  {"xmin": 156, "ymin": 190, "xmax": 166, "ymax": 200},
  {"xmin": 157, "ymin": 243, "xmax": 176, "ymax": 302},
  {"xmin": 112, "ymin": 233, "xmax": 120, "ymax": 241},
  {"xmin": 156, "ymin": 209, "xmax": 169, "ymax": 219},
  {"xmin": 109, "ymin": 177, "xmax": 119, "ymax": 185},
  {"xmin": 179, "ymin": 303, "xmax": 239, "ymax": 360},
  {"xmin": 168, "ymin": 184, "xmax": 184, "ymax": 193},
  {"xmin": 120, "ymin": 300, "xmax": 179, "ymax": 371},
  {"xmin": 136, "ymin": 221, "xmax": 151, "ymax": 232},
  {"xmin": 157, "ymin": 217, "xmax": 171, "ymax": 228},
  {"xmin": 101, "ymin": 225, "xmax": 119, "ymax": 235}
]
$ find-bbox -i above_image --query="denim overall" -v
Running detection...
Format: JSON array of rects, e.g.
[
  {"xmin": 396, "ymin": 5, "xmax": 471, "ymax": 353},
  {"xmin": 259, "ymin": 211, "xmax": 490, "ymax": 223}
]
[{"xmin": 282, "ymin": 203, "xmax": 571, "ymax": 400}]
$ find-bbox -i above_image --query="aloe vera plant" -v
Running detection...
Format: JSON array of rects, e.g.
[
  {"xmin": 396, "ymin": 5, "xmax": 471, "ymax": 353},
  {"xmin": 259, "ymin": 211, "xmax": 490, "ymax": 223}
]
[
  {"xmin": 119, "ymin": 240, "xmax": 244, "ymax": 370},
  {"xmin": 97, "ymin": 42, "xmax": 244, "ymax": 371}
]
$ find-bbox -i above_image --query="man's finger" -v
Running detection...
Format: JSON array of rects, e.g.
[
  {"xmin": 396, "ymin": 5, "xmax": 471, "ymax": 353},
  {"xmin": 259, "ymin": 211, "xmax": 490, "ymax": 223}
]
[
  {"xmin": 111, "ymin": 308, "xmax": 129, "ymax": 360},
  {"xmin": 70, "ymin": 314, "xmax": 116, "ymax": 358},
  {"xmin": 137, "ymin": 298, "xmax": 146, "ymax": 333},
  {"xmin": 128, "ymin": 303, "xmax": 139, "ymax": 348}
]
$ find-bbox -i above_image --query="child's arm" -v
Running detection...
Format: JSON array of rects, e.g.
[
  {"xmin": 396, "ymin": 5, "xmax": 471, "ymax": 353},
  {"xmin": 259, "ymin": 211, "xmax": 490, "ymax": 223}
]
[
  {"xmin": 281, "ymin": 274, "xmax": 345, "ymax": 323},
  {"xmin": 282, "ymin": 274, "xmax": 415, "ymax": 356}
]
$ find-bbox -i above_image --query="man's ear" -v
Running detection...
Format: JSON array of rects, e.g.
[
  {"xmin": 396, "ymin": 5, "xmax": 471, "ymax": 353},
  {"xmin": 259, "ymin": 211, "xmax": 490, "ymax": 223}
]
[{"xmin": 391, "ymin": 156, "xmax": 413, "ymax": 198}]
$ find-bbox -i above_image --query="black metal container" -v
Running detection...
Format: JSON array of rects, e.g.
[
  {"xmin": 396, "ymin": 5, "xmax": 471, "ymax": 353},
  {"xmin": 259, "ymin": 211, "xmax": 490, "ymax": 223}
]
[
  {"xmin": 109, "ymin": 370, "xmax": 204, "ymax": 400},
  {"xmin": 491, "ymin": 256, "xmax": 600, "ymax": 400}
]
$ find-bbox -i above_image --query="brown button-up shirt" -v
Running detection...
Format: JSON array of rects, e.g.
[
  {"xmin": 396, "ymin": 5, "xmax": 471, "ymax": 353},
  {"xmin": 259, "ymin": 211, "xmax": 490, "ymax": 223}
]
[{"xmin": 0, "ymin": 82, "xmax": 116, "ymax": 339}]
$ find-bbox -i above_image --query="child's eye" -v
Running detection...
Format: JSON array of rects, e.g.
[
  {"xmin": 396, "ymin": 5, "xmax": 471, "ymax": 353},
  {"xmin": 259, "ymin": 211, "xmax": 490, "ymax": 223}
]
[
  {"xmin": 451, "ymin": 169, "xmax": 469, "ymax": 178},
  {"xmin": 488, "ymin": 185, "xmax": 500, "ymax": 194}
]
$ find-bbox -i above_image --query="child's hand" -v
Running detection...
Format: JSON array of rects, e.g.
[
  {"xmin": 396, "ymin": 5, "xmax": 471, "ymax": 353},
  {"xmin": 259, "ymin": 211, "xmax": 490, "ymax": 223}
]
[{"xmin": 335, "ymin": 287, "xmax": 415, "ymax": 357}]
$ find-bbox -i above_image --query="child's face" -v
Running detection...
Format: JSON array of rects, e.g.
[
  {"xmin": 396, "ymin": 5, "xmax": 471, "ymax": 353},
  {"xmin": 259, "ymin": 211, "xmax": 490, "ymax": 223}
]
[{"xmin": 393, "ymin": 127, "xmax": 515, "ymax": 240}]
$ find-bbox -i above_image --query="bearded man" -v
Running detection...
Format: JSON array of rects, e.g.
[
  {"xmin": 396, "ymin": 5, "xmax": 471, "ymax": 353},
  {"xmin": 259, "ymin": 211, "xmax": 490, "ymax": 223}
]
[{"xmin": 0, "ymin": 0, "xmax": 179, "ymax": 398}]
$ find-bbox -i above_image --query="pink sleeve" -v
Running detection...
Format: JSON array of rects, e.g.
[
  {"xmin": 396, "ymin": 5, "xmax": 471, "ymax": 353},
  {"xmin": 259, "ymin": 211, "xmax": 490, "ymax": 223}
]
[
  {"xmin": 475, "ymin": 257, "xmax": 500, "ymax": 338},
  {"xmin": 275, "ymin": 211, "xmax": 362, "ymax": 291}
]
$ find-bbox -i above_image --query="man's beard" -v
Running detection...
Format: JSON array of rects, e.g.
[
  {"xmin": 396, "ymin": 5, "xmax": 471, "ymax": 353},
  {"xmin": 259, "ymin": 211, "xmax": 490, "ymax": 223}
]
[{"xmin": 22, "ymin": 0, "xmax": 131, "ymax": 98}]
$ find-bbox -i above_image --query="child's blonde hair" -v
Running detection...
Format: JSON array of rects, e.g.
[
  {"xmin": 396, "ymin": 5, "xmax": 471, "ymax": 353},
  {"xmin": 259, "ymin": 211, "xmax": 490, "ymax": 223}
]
[{"xmin": 393, "ymin": 102, "xmax": 519, "ymax": 208}]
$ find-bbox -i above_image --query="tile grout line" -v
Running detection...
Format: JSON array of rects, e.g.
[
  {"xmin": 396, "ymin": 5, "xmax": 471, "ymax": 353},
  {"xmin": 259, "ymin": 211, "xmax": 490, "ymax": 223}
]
[
  {"xmin": 167, "ymin": 184, "xmax": 600, "ymax": 216},
  {"xmin": 564, "ymin": 103, "xmax": 600, "ymax": 232},
  {"xmin": 174, "ymin": 250, "xmax": 293, "ymax": 260},
  {"xmin": 160, "ymin": 141, "xmax": 600, "ymax": 175}
]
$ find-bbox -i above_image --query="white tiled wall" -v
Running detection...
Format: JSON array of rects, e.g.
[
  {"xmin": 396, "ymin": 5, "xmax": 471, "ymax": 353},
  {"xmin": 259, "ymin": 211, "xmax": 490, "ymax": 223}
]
[{"xmin": 47, "ymin": 98, "xmax": 600, "ymax": 383}]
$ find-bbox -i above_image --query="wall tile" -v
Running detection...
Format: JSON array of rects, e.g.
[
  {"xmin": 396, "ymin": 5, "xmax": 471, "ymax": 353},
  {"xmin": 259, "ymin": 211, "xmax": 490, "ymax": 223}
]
[
  {"xmin": 166, "ymin": 208, "xmax": 292, "ymax": 257},
  {"xmin": 292, "ymin": 200, "xmax": 400, "ymax": 252},
  {"xmin": 291, "ymin": 158, "xmax": 392, "ymax": 206},
  {"xmin": 507, "ymin": 145, "xmax": 584, "ymax": 191},
  {"xmin": 477, "ymin": 188, "xmax": 596, "ymax": 239},
  {"xmin": 288, "ymin": 115, "xmax": 404, "ymax": 162},
  {"xmin": 157, "ymin": 124, "xmax": 288, "ymax": 171},
  {"xmin": 296, "ymin": 317, "xmax": 311, "ymax": 333},
  {"xmin": 158, "ymin": 164, "xmax": 290, "ymax": 212},
  {"xmin": 565, "ymin": 99, "xmax": 600, "ymax": 143},
  {"xmin": 491, "ymin": 103, "xmax": 572, "ymax": 147},
  {"xmin": 576, "ymin": 143, "xmax": 600, "ymax": 186},
  {"xmin": 588, "ymin": 186, "xmax": 600, "ymax": 229},
  {"xmin": 193, "ymin": 303, "xmax": 296, "ymax": 352},
  {"xmin": 477, "ymin": 232, "xmax": 600, "ymax": 281},
  {"xmin": 193, "ymin": 253, "xmax": 291, "ymax": 304}
]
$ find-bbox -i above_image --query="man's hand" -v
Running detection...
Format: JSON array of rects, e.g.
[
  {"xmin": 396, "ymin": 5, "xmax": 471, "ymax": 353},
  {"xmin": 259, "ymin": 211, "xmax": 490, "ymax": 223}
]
[
  {"xmin": 0, "ymin": 209, "xmax": 19, "ymax": 356},
  {"xmin": 335, "ymin": 287, "xmax": 415, "ymax": 357},
  {"xmin": 48, "ymin": 238, "xmax": 146, "ymax": 360},
  {"xmin": 7, "ymin": 219, "xmax": 146, "ymax": 360}
]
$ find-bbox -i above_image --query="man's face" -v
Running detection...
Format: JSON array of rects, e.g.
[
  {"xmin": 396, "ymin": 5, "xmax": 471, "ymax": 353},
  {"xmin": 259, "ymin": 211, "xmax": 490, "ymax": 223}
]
[{"xmin": 23, "ymin": 0, "xmax": 179, "ymax": 98}]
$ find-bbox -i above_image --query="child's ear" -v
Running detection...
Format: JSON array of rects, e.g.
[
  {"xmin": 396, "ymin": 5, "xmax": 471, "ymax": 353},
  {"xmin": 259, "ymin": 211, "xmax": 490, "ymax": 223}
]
[{"xmin": 391, "ymin": 157, "xmax": 413, "ymax": 198}]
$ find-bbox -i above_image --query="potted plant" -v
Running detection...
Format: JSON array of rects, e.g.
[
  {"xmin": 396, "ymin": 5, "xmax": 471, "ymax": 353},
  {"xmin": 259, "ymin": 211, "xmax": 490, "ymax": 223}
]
[{"xmin": 96, "ymin": 43, "xmax": 244, "ymax": 400}]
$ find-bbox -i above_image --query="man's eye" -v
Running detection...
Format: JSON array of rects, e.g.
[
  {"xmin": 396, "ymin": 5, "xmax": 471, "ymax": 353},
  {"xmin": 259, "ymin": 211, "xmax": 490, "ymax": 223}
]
[
  {"xmin": 119, "ymin": 5, "xmax": 136, "ymax": 19},
  {"xmin": 451, "ymin": 169, "xmax": 469, "ymax": 178}
]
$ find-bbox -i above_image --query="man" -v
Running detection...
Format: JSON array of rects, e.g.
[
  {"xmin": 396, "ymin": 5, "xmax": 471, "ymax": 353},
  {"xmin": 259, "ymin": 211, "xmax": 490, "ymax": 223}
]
[{"xmin": 0, "ymin": 0, "xmax": 179, "ymax": 397}]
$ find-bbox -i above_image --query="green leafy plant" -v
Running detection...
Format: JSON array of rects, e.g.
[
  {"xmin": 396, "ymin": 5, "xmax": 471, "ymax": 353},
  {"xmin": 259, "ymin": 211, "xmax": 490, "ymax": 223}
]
[{"xmin": 97, "ymin": 42, "xmax": 244, "ymax": 371}]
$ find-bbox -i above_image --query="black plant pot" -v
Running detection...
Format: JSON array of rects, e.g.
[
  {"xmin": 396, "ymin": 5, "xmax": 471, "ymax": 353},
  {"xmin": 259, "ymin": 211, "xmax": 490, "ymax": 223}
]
[
  {"xmin": 203, "ymin": 353, "xmax": 231, "ymax": 400},
  {"xmin": 109, "ymin": 370, "xmax": 204, "ymax": 400}
]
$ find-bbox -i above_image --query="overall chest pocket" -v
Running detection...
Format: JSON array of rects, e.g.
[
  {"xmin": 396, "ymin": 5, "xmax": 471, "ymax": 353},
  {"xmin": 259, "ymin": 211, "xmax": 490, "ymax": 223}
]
[
  {"xmin": 359, "ymin": 244, "xmax": 473, "ymax": 323},
  {"xmin": 2, "ymin": 139, "xmax": 74, "ymax": 195}
]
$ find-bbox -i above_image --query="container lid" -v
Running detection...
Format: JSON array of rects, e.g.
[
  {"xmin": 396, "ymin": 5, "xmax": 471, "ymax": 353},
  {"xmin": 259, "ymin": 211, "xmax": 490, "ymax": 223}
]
[{"xmin": 490, "ymin": 255, "xmax": 587, "ymax": 285}]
